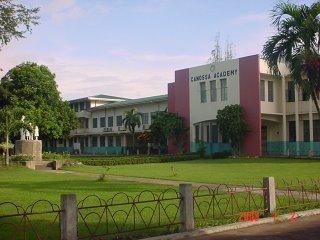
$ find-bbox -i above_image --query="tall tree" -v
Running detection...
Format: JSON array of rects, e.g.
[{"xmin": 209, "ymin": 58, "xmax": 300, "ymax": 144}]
[
  {"xmin": 0, "ymin": 62, "xmax": 78, "ymax": 140},
  {"xmin": 123, "ymin": 108, "xmax": 142, "ymax": 153},
  {"xmin": 216, "ymin": 105, "xmax": 248, "ymax": 154},
  {"xmin": 0, "ymin": 0, "xmax": 39, "ymax": 49},
  {"xmin": 262, "ymin": 1, "xmax": 320, "ymax": 117}
]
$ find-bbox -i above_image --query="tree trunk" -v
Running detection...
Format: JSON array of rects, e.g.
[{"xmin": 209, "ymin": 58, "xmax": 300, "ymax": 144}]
[
  {"xmin": 311, "ymin": 90, "xmax": 320, "ymax": 118},
  {"xmin": 132, "ymin": 131, "xmax": 135, "ymax": 154},
  {"xmin": 5, "ymin": 132, "xmax": 9, "ymax": 166}
]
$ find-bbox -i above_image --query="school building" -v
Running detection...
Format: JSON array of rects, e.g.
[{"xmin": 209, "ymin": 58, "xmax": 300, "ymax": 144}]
[{"xmin": 47, "ymin": 54, "xmax": 320, "ymax": 156}]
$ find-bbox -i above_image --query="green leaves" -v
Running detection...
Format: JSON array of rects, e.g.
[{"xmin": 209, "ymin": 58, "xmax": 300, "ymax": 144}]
[
  {"xmin": 0, "ymin": 0, "xmax": 39, "ymax": 48},
  {"xmin": 123, "ymin": 108, "xmax": 142, "ymax": 134},
  {"xmin": 216, "ymin": 105, "xmax": 248, "ymax": 153},
  {"xmin": 0, "ymin": 62, "xmax": 78, "ymax": 140}
]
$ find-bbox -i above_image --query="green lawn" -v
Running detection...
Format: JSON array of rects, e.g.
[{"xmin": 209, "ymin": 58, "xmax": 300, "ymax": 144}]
[
  {"xmin": 65, "ymin": 157, "xmax": 320, "ymax": 188},
  {"xmin": 0, "ymin": 167, "xmax": 180, "ymax": 239}
]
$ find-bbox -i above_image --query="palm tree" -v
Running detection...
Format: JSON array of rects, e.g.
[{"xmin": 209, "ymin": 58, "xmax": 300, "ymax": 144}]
[
  {"xmin": 262, "ymin": 1, "xmax": 320, "ymax": 117},
  {"xmin": 123, "ymin": 109, "xmax": 142, "ymax": 153}
]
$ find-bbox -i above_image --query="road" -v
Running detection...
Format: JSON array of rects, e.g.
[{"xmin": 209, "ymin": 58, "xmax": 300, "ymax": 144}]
[{"xmin": 187, "ymin": 214, "xmax": 320, "ymax": 240}]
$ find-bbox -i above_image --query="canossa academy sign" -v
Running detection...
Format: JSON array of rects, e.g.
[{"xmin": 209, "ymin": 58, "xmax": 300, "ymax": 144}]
[{"xmin": 190, "ymin": 64, "xmax": 238, "ymax": 82}]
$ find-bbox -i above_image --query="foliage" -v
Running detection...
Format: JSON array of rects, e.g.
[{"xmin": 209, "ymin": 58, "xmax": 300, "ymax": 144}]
[
  {"xmin": 196, "ymin": 140, "xmax": 206, "ymax": 158},
  {"xmin": 123, "ymin": 109, "xmax": 142, "ymax": 151},
  {"xmin": 137, "ymin": 131, "xmax": 151, "ymax": 143},
  {"xmin": 70, "ymin": 154, "xmax": 199, "ymax": 166},
  {"xmin": 150, "ymin": 111, "xmax": 188, "ymax": 153},
  {"xmin": 262, "ymin": 1, "xmax": 320, "ymax": 117},
  {"xmin": 208, "ymin": 32, "xmax": 235, "ymax": 63},
  {"xmin": 0, "ymin": 141, "xmax": 14, "ymax": 150},
  {"xmin": 216, "ymin": 105, "xmax": 248, "ymax": 154},
  {"xmin": 0, "ymin": 62, "xmax": 78, "ymax": 139},
  {"xmin": 0, "ymin": 106, "xmax": 29, "ymax": 165},
  {"xmin": 42, "ymin": 152, "xmax": 70, "ymax": 160},
  {"xmin": 0, "ymin": 0, "xmax": 39, "ymax": 48},
  {"xmin": 10, "ymin": 154, "xmax": 32, "ymax": 162},
  {"xmin": 210, "ymin": 151, "xmax": 231, "ymax": 159},
  {"xmin": 97, "ymin": 173, "xmax": 106, "ymax": 182}
]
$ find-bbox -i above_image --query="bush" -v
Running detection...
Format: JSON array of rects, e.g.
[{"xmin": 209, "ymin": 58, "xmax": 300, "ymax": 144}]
[
  {"xmin": 10, "ymin": 154, "xmax": 33, "ymax": 162},
  {"xmin": 73, "ymin": 154, "xmax": 199, "ymax": 166},
  {"xmin": 43, "ymin": 152, "xmax": 70, "ymax": 160},
  {"xmin": 210, "ymin": 151, "xmax": 231, "ymax": 159}
]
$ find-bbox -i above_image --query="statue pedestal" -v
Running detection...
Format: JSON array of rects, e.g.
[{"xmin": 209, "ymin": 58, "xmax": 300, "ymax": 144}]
[{"xmin": 15, "ymin": 140, "xmax": 42, "ymax": 161}]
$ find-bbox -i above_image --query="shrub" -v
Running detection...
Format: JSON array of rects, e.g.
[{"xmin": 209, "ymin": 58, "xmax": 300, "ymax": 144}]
[
  {"xmin": 43, "ymin": 152, "xmax": 70, "ymax": 160},
  {"xmin": 73, "ymin": 154, "xmax": 199, "ymax": 166},
  {"xmin": 10, "ymin": 154, "xmax": 33, "ymax": 162},
  {"xmin": 210, "ymin": 151, "xmax": 231, "ymax": 159}
]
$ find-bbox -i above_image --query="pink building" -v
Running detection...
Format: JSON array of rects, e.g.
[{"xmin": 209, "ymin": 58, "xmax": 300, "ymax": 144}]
[{"xmin": 168, "ymin": 54, "xmax": 320, "ymax": 156}]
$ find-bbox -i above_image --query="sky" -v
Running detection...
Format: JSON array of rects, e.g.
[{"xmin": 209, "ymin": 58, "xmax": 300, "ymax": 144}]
[{"xmin": 0, "ymin": 0, "xmax": 315, "ymax": 100}]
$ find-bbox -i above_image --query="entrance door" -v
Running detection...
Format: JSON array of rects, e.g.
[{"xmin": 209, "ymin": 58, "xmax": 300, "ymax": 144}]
[{"xmin": 261, "ymin": 126, "xmax": 268, "ymax": 154}]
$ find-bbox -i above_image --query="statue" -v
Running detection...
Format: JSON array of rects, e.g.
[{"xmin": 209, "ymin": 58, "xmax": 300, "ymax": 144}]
[
  {"xmin": 34, "ymin": 126, "xmax": 39, "ymax": 140},
  {"xmin": 20, "ymin": 116, "xmax": 26, "ymax": 140}
]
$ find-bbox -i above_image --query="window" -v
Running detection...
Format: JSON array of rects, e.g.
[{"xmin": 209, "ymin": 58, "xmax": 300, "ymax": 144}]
[
  {"xmin": 85, "ymin": 119, "xmax": 89, "ymax": 129},
  {"xmin": 200, "ymin": 82, "xmax": 207, "ymax": 103},
  {"xmin": 100, "ymin": 117, "xmax": 106, "ymax": 128},
  {"xmin": 195, "ymin": 125, "xmax": 199, "ymax": 142},
  {"xmin": 220, "ymin": 79, "xmax": 227, "ymax": 101},
  {"xmin": 92, "ymin": 118, "xmax": 98, "ymax": 128},
  {"xmin": 100, "ymin": 136, "xmax": 105, "ymax": 147},
  {"xmin": 116, "ymin": 115, "xmax": 122, "ymax": 126},
  {"xmin": 314, "ymin": 120, "xmax": 320, "ymax": 142},
  {"xmin": 108, "ymin": 116, "xmax": 114, "ymax": 127},
  {"xmin": 116, "ymin": 136, "xmax": 121, "ymax": 146},
  {"xmin": 85, "ymin": 137, "xmax": 89, "ymax": 147},
  {"xmin": 304, "ymin": 120, "xmax": 310, "ymax": 142},
  {"xmin": 260, "ymin": 80, "xmax": 265, "ymax": 101},
  {"xmin": 141, "ymin": 113, "xmax": 149, "ymax": 124},
  {"xmin": 268, "ymin": 81, "xmax": 274, "ymax": 102},
  {"xmin": 92, "ymin": 136, "xmax": 98, "ymax": 147},
  {"xmin": 289, "ymin": 121, "xmax": 296, "ymax": 142},
  {"xmin": 210, "ymin": 80, "xmax": 217, "ymax": 102},
  {"xmin": 211, "ymin": 125, "xmax": 218, "ymax": 143},
  {"xmin": 287, "ymin": 81, "xmax": 295, "ymax": 102},
  {"xmin": 74, "ymin": 103, "xmax": 79, "ymax": 112},
  {"xmin": 108, "ymin": 136, "xmax": 113, "ymax": 146},
  {"xmin": 206, "ymin": 125, "xmax": 210, "ymax": 143},
  {"xmin": 80, "ymin": 102, "xmax": 85, "ymax": 111}
]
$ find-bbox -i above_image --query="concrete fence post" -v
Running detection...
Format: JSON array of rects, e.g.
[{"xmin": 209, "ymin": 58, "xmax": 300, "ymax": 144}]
[
  {"xmin": 179, "ymin": 183, "xmax": 194, "ymax": 232},
  {"xmin": 60, "ymin": 194, "xmax": 77, "ymax": 240},
  {"xmin": 263, "ymin": 177, "xmax": 276, "ymax": 215}
]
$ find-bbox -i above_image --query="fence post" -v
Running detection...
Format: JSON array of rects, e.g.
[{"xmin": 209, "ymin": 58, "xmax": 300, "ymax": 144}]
[
  {"xmin": 60, "ymin": 194, "xmax": 77, "ymax": 240},
  {"xmin": 179, "ymin": 183, "xmax": 194, "ymax": 232},
  {"xmin": 263, "ymin": 177, "xmax": 276, "ymax": 215}
]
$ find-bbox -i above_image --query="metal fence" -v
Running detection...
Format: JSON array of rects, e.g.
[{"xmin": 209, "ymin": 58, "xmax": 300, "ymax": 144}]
[{"xmin": 0, "ymin": 177, "xmax": 319, "ymax": 240}]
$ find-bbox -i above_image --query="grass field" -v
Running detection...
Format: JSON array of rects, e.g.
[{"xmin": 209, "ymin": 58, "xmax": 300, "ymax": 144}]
[{"xmin": 65, "ymin": 157, "xmax": 320, "ymax": 188}]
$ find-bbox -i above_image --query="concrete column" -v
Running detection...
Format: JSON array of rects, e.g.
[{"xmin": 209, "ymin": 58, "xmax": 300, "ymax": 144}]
[
  {"xmin": 60, "ymin": 194, "xmax": 77, "ymax": 240},
  {"xmin": 309, "ymin": 99, "xmax": 314, "ymax": 156},
  {"xmin": 263, "ymin": 177, "xmax": 276, "ymax": 215},
  {"xmin": 294, "ymin": 86, "xmax": 300, "ymax": 155},
  {"xmin": 281, "ymin": 76, "xmax": 287, "ymax": 155},
  {"xmin": 179, "ymin": 184, "xmax": 194, "ymax": 232}
]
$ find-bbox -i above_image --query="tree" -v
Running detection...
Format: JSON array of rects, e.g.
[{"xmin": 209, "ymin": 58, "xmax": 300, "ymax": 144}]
[
  {"xmin": 208, "ymin": 33, "xmax": 235, "ymax": 63},
  {"xmin": 262, "ymin": 1, "xmax": 320, "ymax": 117},
  {"xmin": 0, "ymin": 106, "xmax": 29, "ymax": 165},
  {"xmin": 123, "ymin": 108, "xmax": 142, "ymax": 153},
  {"xmin": 216, "ymin": 105, "xmax": 248, "ymax": 154},
  {"xmin": 0, "ymin": 62, "xmax": 78, "ymax": 140},
  {"xmin": 0, "ymin": 0, "xmax": 39, "ymax": 49},
  {"xmin": 150, "ymin": 111, "xmax": 188, "ymax": 153}
]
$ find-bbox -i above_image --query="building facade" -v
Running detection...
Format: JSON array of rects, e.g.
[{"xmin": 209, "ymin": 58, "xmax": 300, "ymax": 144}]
[
  {"xmin": 45, "ymin": 95, "xmax": 167, "ymax": 154},
  {"xmin": 46, "ymin": 54, "xmax": 320, "ymax": 156},
  {"xmin": 168, "ymin": 54, "xmax": 320, "ymax": 156}
]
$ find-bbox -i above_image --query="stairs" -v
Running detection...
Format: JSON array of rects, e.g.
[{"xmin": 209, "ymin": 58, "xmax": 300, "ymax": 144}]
[{"xmin": 35, "ymin": 161, "xmax": 54, "ymax": 170}]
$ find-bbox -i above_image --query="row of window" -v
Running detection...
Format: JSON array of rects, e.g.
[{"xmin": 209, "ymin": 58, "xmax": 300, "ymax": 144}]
[
  {"xmin": 200, "ymin": 79, "xmax": 227, "ymax": 103},
  {"xmin": 289, "ymin": 120, "xmax": 320, "ymax": 142},
  {"xmin": 260, "ymin": 80, "xmax": 274, "ymax": 102},
  {"xmin": 91, "ymin": 135, "xmax": 122, "ymax": 147},
  {"xmin": 195, "ymin": 124, "xmax": 228, "ymax": 143},
  {"xmin": 70, "ymin": 101, "xmax": 90, "ymax": 112},
  {"xmin": 92, "ymin": 113, "xmax": 151, "ymax": 129}
]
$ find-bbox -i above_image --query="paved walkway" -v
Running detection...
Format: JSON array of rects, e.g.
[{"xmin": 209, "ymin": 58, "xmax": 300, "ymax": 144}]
[
  {"xmin": 187, "ymin": 214, "xmax": 320, "ymax": 240},
  {"xmin": 51, "ymin": 170, "xmax": 318, "ymax": 199}
]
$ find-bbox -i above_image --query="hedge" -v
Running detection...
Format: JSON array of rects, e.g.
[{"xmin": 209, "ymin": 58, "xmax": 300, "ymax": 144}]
[
  {"xmin": 72, "ymin": 154, "xmax": 199, "ymax": 166},
  {"xmin": 43, "ymin": 152, "xmax": 70, "ymax": 160}
]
